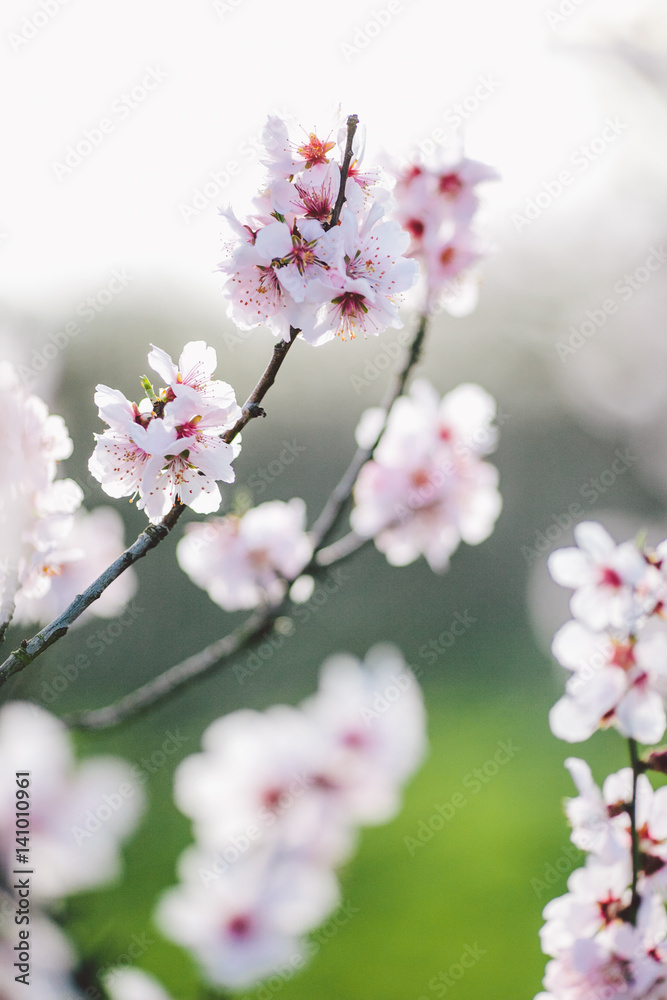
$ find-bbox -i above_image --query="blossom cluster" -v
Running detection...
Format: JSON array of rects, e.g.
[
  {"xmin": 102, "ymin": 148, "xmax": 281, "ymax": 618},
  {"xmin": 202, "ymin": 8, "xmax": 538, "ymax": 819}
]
[
  {"xmin": 89, "ymin": 341, "xmax": 242, "ymax": 523},
  {"xmin": 351, "ymin": 379, "xmax": 502, "ymax": 571},
  {"xmin": 0, "ymin": 362, "xmax": 134, "ymax": 630},
  {"xmin": 176, "ymin": 497, "xmax": 312, "ymax": 611},
  {"xmin": 547, "ymin": 522, "xmax": 667, "ymax": 745},
  {"xmin": 156, "ymin": 645, "xmax": 426, "ymax": 989},
  {"xmin": 535, "ymin": 521, "xmax": 667, "ymax": 999},
  {"xmin": 0, "ymin": 702, "xmax": 144, "ymax": 999},
  {"xmin": 219, "ymin": 114, "xmax": 419, "ymax": 344},
  {"xmin": 390, "ymin": 151, "xmax": 497, "ymax": 314},
  {"xmin": 536, "ymin": 758, "xmax": 667, "ymax": 1000}
]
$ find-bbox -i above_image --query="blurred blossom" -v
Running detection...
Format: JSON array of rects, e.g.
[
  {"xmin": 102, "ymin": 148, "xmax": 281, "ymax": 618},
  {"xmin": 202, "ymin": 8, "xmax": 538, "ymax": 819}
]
[
  {"xmin": 218, "ymin": 113, "xmax": 418, "ymax": 344},
  {"xmin": 158, "ymin": 645, "xmax": 426, "ymax": 989},
  {"xmin": 157, "ymin": 847, "xmax": 339, "ymax": 989},
  {"xmin": 0, "ymin": 896, "xmax": 83, "ymax": 1000},
  {"xmin": 0, "ymin": 361, "xmax": 82, "ymax": 630},
  {"xmin": 89, "ymin": 340, "xmax": 241, "ymax": 522},
  {"xmin": 105, "ymin": 968, "xmax": 175, "ymax": 1000},
  {"xmin": 0, "ymin": 702, "xmax": 144, "ymax": 903},
  {"xmin": 389, "ymin": 150, "xmax": 497, "ymax": 315},
  {"xmin": 13, "ymin": 506, "xmax": 137, "ymax": 627},
  {"xmin": 176, "ymin": 498, "xmax": 312, "ymax": 612},
  {"xmin": 351, "ymin": 380, "xmax": 502, "ymax": 571}
]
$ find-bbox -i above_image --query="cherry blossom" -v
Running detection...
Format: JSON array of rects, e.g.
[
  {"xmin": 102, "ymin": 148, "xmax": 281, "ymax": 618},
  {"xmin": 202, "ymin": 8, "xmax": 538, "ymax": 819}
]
[
  {"xmin": 0, "ymin": 702, "xmax": 144, "ymax": 903},
  {"xmin": 548, "ymin": 522, "xmax": 651, "ymax": 632},
  {"xmin": 156, "ymin": 847, "xmax": 339, "ymax": 989},
  {"xmin": 549, "ymin": 621, "xmax": 667, "ymax": 744},
  {"xmin": 350, "ymin": 379, "xmax": 501, "ymax": 571},
  {"xmin": 539, "ymin": 896, "xmax": 667, "ymax": 1000},
  {"xmin": 176, "ymin": 498, "xmax": 312, "ymax": 611},
  {"xmin": 390, "ymin": 152, "xmax": 497, "ymax": 313},
  {"xmin": 88, "ymin": 342, "xmax": 240, "ymax": 522},
  {"xmin": 219, "ymin": 113, "xmax": 419, "ymax": 346},
  {"xmin": 0, "ymin": 362, "xmax": 83, "ymax": 632},
  {"xmin": 160, "ymin": 646, "xmax": 426, "ymax": 990},
  {"xmin": 13, "ymin": 506, "xmax": 137, "ymax": 626}
]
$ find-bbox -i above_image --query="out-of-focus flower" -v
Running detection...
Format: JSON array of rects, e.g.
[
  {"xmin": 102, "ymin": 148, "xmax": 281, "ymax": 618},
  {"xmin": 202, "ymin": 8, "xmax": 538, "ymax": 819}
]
[
  {"xmin": 13, "ymin": 506, "xmax": 137, "ymax": 626},
  {"xmin": 351, "ymin": 380, "xmax": 501, "ymax": 571},
  {"xmin": 176, "ymin": 498, "xmax": 312, "ymax": 611},
  {"xmin": 0, "ymin": 362, "xmax": 81, "ymax": 629},
  {"xmin": 159, "ymin": 645, "xmax": 426, "ymax": 990},
  {"xmin": 0, "ymin": 895, "xmax": 84, "ymax": 1000},
  {"xmin": 0, "ymin": 702, "xmax": 144, "ymax": 903},
  {"xmin": 390, "ymin": 153, "xmax": 497, "ymax": 314},
  {"xmin": 104, "ymin": 968, "xmax": 175, "ymax": 1000},
  {"xmin": 156, "ymin": 847, "xmax": 339, "ymax": 989}
]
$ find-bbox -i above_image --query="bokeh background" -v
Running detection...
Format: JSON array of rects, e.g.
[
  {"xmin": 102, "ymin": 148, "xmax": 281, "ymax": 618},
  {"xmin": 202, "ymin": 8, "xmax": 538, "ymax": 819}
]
[{"xmin": 2, "ymin": 0, "xmax": 667, "ymax": 997}]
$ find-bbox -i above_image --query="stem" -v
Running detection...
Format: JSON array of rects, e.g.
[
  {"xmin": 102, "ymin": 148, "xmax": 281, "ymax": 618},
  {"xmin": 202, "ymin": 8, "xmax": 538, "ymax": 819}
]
[
  {"xmin": 223, "ymin": 327, "xmax": 300, "ymax": 443},
  {"xmin": 0, "ymin": 502, "xmax": 186, "ymax": 690},
  {"xmin": 628, "ymin": 737, "xmax": 641, "ymax": 925},
  {"xmin": 65, "ymin": 603, "xmax": 280, "ymax": 730},
  {"xmin": 316, "ymin": 530, "xmax": 369, "ymax": 567},
  {"xmin": 325, "ymin": 114, "xmax": 359, "ymax": 232},
  {"xmin": 308, "ymin": 312, "xmax": 428, "ymax": 551}
]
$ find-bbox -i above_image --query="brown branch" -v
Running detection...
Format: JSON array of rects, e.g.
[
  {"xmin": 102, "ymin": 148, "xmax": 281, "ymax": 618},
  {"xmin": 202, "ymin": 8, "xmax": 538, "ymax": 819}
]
[
  {"xmin": 325, "ymin": 114, "xmax": 359, "ymax": 232},
  {"xmin": 64, "ymin": 603, "xmax": 279, "ymax": 730},
  {"xmin": 223, "ymin": 327, "xmax": 300, "ymax": 442}
]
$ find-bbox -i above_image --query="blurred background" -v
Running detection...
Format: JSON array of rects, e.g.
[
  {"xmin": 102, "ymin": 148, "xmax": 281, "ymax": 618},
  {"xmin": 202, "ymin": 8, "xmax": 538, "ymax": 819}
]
[{"xmin": 2, "ymin": 0, "xmax": 667, "ymax": 996}]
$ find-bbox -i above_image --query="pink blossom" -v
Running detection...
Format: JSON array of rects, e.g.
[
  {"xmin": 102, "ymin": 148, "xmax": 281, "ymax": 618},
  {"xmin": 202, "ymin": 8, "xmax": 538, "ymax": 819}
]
[
  {"xmin": 89, "ymin": 343, "xmax": 240, "ymax": 522},
  {"xmin": 0, "ymin": 702, "xmax": 144, "ymax": 903},
  {"xmin": 13, "ymin": 506, "xmax": 137, "ymax": 626},
  {"xmin": 351, "ymin": 380, "xmax": 501, "ymax": 570},
  {"xmin": 156, "ymin": 847, "xmax": 339, "ymax": 989},
  {"xmin": 548, "ymin": 522, "xmax": 650, "ymax": 631},
  {"xmin": 390, "ymin": 153, "xmax": 497, "ymax": 313},
  {"xmin": 550, "ymin": 621, "xmax": 667, "ymax": 744},
  {"xmin": 219, "ymin": 114, "xmax": 418, "ymax": 346},
  {"xmin": 177, "ymin": 498, "xmax": 312, "ymax": 611}
]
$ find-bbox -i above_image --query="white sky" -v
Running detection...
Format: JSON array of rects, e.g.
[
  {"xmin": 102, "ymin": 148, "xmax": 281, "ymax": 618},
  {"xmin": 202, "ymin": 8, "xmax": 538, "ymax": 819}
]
[{"xmin": 0, "ymin": 0, "xmax": 662, "ymax": 317}]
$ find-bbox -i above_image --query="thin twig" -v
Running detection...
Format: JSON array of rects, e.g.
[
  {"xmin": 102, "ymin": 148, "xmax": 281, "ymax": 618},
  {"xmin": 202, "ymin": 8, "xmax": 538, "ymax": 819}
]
[
  {"xmin": 223, "ymin": 327, "xmax": 300, "ymax": 442},
  {"xmin": 325, "ymin": 114, "xmax": 359, "ymax": 231},
  {"xmin": 627, "ymin": 737, "xmax": 641, "ymax": 925},
  {"xmin": 65, "ymin": 604, "xmax": 279, "ymax": 730},
  {"xmin": 308, "ymin": 312, "xmax": 428, "ymax": 551},
  {"xmin": 315, "ymin": 530, "xmax": 369, "ymax": 567}
]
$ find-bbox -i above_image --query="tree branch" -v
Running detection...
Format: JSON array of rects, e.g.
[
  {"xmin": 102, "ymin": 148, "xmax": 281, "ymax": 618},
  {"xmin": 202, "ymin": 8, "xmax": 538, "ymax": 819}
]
[
  {"xmin": 223, "ymin": 327, "xmax": 300, "ymax": 442},
  {"xmin": 325, "ymin": 114, "xmax": 359, "ymax": 232},
  {"xmin": 65, "ymin": 603, "xmax": 279, "ymax": 730},
  {"xmin": 627, "ymin": 737, "xmax": 641, "ymax": 925}
]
